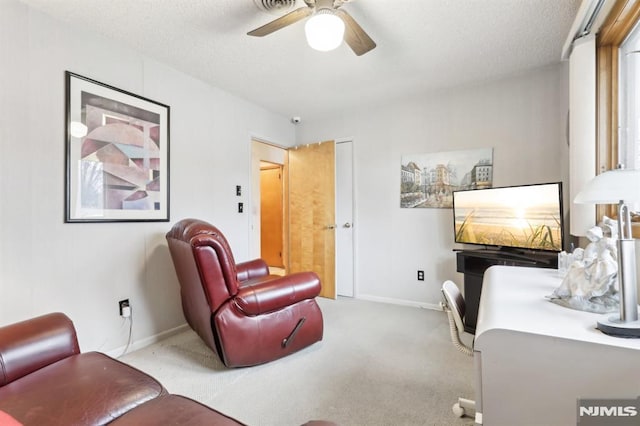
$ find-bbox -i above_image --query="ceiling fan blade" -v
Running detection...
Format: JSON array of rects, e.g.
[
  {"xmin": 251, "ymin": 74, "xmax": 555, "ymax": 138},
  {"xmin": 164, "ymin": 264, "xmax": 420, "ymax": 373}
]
[
  {"xmin": 247, "ymin": 7, "xmax": 313, "ymax": 37},
  {"xmin": 335, "ymin": 9, "xmax": 376, "ymax": 56}
]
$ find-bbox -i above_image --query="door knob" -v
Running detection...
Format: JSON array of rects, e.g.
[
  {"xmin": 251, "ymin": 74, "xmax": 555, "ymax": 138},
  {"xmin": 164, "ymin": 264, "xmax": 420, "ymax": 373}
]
[{"xmin": 343, "ymin": 222, "xmax": 352, "ymax": 228}]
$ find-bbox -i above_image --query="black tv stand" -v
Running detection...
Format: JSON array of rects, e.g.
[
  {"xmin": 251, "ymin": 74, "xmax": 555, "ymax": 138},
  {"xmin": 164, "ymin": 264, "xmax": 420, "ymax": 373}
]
[
  {"xmin": 473, "ymin": 248, "xmax": 553, "ymax": 265},
  {"xmin": 455, "ymin": 249, "xmax": 557, "ymax": 333}
]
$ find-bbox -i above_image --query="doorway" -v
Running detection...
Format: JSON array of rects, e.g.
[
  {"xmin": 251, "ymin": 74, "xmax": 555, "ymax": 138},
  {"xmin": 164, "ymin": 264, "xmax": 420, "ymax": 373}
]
[
  {"xmin": 250, "ymin": 140, "xmax": 287, "ymax": 263},
  {"xmin": 260, "ymin": 162, "xmax": 284, "ymax": 268},
  {"xmin": 250, "ymin": 138, "xmax": 354, "ymax": 298}
]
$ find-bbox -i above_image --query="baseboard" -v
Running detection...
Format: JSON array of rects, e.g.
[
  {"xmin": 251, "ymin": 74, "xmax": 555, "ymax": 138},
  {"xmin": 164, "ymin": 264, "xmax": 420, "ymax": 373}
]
[
  {"xmin": 107, "ymin": 323, "xmax": 190, "ymax": 358},
  {"xmin": 356, "ymin": 294, "xmax": 443, "ymax": 311}
]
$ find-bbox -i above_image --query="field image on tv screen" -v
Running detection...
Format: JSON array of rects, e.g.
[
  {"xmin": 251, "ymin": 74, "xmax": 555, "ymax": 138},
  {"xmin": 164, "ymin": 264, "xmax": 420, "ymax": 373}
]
[{"xmin": 452, "ymin": 182, "xmax": 563, "ymax": 252}]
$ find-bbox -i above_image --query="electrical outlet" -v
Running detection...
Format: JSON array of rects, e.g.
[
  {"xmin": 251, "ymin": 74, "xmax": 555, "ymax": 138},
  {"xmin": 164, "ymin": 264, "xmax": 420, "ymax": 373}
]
[
  {"xmin": 119, "ymin": 299, "xmax": 130, "ymax": 316},
  {"xmin": 417, "ymin": 270, "xmax": 424, "ymax": 281}
]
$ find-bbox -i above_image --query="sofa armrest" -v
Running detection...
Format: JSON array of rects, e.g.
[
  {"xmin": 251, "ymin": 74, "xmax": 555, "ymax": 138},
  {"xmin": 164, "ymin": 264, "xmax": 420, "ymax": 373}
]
[
  {"xmin": 236, "ymin": 258, "xmax": 269, "ymax": 282},
  {"xmin": 0, "ymin": 312, "xmax": 80, "ymax": 386},
  {"xmin": 234, "ymin": 272, "xmax": 321, "ymax": 315}
]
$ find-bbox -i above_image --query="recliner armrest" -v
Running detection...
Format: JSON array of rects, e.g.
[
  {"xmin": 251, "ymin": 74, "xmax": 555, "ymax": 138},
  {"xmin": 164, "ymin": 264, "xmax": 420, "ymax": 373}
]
[
  {"xmin": 236, "ymin": 258, "xmax": 270, "ymax": 282},
  {"xmin": 0, "ymin": 312, "xmax": 80, "ymax": 386},
  {"xmin": 234, "ymin": 272, "xmax": 321, "ymax": 315}
]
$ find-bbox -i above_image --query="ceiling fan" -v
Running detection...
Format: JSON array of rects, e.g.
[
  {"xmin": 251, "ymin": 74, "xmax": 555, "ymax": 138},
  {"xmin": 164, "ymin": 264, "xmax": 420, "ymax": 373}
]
[{"xmin": 247, "ymin": 0, "xmax": 376, "ymax": 56}]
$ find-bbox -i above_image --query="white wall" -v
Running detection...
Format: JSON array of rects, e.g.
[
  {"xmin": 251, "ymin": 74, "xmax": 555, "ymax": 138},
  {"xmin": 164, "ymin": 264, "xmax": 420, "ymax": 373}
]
[
  {"xmin": 297, "ymin": 65, "xmax": 570, "ymax": 307},
  {"xmin": 0, "ymin": 1, "xmax": 295, "ymax": 352}
]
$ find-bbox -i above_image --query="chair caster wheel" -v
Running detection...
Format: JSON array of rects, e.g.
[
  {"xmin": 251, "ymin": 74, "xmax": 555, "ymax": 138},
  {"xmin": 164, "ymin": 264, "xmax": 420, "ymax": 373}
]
[{"xmin": 452, "ymin": 403, "xmax": 465, "ymax": 417}]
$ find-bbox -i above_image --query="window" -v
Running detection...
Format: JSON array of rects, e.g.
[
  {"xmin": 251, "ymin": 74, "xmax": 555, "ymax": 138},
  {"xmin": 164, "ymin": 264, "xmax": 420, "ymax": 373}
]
[
  {"xmin": 619, "ymin": 20, "xmax": 640, "ymax": 169},
  {"xmin": 596, "ymin": 0, "xmax": 640, "ymax": 230}
]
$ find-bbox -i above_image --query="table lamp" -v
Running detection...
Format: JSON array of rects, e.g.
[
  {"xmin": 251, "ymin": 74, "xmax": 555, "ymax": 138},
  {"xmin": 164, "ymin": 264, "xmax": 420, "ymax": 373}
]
[{"xmin": 574, "ymin": 166, "xmax": 640, "ymax": 337}]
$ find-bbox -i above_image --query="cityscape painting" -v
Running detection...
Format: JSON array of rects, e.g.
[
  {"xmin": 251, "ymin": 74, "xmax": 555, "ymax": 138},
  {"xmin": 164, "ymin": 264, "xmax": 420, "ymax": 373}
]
[{"xmin": 400, "ymin": 148, "xmax": 493, "ymax": 208}]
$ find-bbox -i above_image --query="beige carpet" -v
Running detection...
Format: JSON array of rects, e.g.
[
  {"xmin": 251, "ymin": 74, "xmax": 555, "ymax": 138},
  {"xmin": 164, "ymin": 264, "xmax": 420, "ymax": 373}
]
[{"xmin": 120, "ymin": 297, "xmax": 475, "ymax": 426}]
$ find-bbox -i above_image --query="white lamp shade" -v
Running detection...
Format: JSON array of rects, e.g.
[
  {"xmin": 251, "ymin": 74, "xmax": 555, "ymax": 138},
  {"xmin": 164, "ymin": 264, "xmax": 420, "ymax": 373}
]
[
  {"xmin": 305, "ymin": 10, "xmax": 345, "ymax": 52},
  {"xmin": 574, "ymin": 168, "xmax": 640, "ymax": 204}
]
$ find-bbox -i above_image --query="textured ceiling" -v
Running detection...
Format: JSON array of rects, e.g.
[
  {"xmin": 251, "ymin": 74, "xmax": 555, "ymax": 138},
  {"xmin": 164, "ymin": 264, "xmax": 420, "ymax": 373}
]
[{"xmin": 19, "ymin": 0, "xmax": 581, "ymax": 120}]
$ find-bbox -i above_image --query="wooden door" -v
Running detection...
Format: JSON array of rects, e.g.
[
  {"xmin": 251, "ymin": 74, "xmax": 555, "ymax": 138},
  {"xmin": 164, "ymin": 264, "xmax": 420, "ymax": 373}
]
[
  {"xmin": 260, "ymin": 164, "xmax": 284, "ymax": 267},
  {"xmin": 287, "ymin": 141, "xmax": 336, "ymax": 299}
]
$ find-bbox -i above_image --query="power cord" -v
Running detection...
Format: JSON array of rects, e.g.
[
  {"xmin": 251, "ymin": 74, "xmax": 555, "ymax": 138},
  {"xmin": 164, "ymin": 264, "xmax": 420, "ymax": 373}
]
[{"xmin": 116, "ymin": 306, "xmax": 133, "ymax": 359}]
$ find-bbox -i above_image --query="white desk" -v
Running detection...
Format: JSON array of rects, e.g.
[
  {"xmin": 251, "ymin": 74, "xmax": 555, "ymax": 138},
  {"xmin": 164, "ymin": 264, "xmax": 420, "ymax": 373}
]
[{"xmin": 474, "ymin": 265, "xmax": 640, "ymax": 425}]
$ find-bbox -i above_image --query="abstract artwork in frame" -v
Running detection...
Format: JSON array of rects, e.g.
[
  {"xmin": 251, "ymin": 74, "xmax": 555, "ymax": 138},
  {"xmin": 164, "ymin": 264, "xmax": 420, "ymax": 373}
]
[
  {"xmin": 65, "ymin": 71, "xmax": 170, "ymax": 222},
  {"xmin": 400, "ymin": 148, "xmax": 493, "ymax": 208}
]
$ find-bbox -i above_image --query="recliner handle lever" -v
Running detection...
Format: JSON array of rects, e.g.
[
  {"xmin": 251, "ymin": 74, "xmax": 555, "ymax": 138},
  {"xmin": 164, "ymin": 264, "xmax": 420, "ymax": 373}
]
[{"xmin": 282, "ymin": 317, "xmax": 306, "ymax": 348}]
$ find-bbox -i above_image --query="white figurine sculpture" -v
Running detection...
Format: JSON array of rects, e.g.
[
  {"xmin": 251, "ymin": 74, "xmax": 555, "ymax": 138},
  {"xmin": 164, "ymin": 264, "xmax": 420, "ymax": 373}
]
[{"xmin": 548, "ymin": 220, "xmax": 619, "ymax": 313}]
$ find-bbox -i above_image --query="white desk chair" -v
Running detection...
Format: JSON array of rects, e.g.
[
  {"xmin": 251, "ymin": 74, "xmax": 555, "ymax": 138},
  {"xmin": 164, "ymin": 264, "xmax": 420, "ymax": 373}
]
[{"xmin": 441, "ymin": 280, "xmax": 476, "ymax": 419}]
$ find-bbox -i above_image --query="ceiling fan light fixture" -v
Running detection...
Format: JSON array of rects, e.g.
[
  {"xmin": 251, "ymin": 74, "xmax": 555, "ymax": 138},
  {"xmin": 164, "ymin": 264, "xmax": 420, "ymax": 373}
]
[{"xmin": 304, "ymin": 9, "xmax": 345, "ymax": 52}]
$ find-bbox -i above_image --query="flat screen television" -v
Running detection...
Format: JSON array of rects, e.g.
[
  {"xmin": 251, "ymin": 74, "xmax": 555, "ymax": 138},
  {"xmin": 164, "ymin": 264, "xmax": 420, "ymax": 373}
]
[{"xmin": 452, "ymin": 182, "xmax": 564, "ymax": 253}]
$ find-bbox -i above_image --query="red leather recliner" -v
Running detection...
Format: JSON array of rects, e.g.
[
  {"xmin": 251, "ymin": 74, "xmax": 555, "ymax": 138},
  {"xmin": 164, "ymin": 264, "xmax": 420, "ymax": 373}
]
[{"xmin": 166, "ymin": 218, "xmax": 324, "ymax": 367}]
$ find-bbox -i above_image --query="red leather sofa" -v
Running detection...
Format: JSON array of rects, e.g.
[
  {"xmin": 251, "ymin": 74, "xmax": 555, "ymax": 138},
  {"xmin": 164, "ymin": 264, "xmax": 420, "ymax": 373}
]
[{"xmin": 0, "ymin": 312, "xmax": 245, "ymax": 425}]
